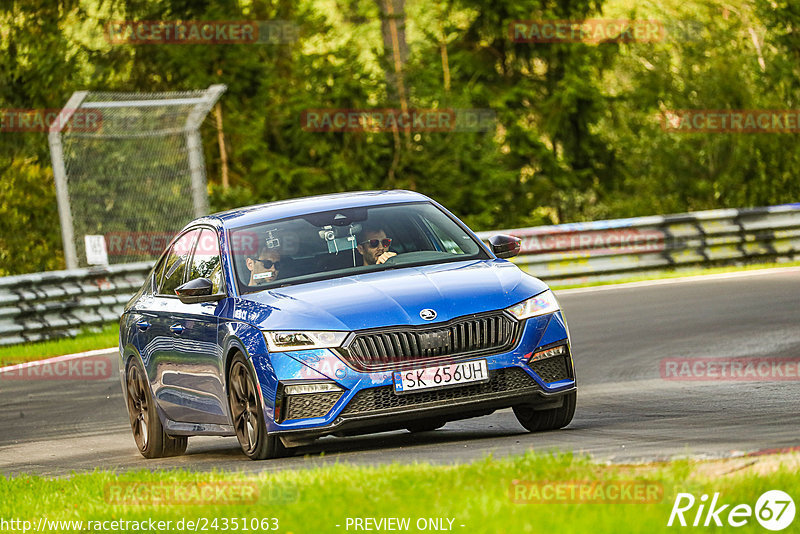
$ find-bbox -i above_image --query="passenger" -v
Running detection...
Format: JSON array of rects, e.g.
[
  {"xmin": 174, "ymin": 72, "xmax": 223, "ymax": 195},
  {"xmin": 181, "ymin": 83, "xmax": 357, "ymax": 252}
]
[
  {"xmin": 245, "ymin": 245, "xmax": 281, "ymax": 285},
  {"xmin": 356, "ymin": 225, "xmax": 397, "ymax": 266}
]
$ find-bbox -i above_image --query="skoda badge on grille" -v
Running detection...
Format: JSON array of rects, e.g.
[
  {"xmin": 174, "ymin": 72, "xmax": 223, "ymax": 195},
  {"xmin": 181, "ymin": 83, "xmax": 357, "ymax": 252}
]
[{"xmin": 419, "ymin": 308, "xmax": 437, "ymax": 321}]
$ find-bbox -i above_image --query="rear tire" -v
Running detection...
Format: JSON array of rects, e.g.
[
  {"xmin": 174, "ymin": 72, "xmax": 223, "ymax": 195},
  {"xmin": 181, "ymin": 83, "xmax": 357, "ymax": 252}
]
[
  {"xmin": 125, "ymin": 357, "xmax": 188, "ymax": 458},
  {"xmin": 227, "ymin": 353, "xmax": 290, "ymax": 460},
  {"xmin": 513, "ymin": 391, "xmax": 576, "ymax": 432}
]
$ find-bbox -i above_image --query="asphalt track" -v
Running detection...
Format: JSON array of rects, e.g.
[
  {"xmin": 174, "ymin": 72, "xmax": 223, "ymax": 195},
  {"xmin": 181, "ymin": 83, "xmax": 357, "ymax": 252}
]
[{"xmin": 1, "ymin": 268, "xmax": 799, "ymax": 476}]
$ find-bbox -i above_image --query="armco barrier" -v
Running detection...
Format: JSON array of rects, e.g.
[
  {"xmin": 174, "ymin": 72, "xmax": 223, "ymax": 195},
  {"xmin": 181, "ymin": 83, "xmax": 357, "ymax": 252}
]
[
  {"xmin": 0, "ymin": 261, "xmax": 152, "ymax": 346},
  {"xmin": 475, "ymin": 203, "xmax": 800, "ymax": 285},
  {"xmin": 1, "ymin": 204, "xmax": 799, "ymax": 346}
]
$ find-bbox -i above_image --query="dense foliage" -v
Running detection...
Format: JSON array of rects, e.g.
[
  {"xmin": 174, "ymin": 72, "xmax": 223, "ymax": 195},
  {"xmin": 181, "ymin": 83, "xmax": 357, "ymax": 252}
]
[{"xmin": 1, "ymin": 0, "xmax": 798, "ymax": 275}]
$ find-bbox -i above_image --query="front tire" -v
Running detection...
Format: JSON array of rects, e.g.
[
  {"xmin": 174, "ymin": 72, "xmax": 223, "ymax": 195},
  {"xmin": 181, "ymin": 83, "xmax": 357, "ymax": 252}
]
[
  {"xmin": 227, "ymin": 353, "xmax": 289, "ymax": 460},
  {"xmin": 513, "ymin": 391, "xmax": 576, "ymax": 432},
  {"xmin": 125, "ymin": 357, "xmax": 188, "ymax": 458}
]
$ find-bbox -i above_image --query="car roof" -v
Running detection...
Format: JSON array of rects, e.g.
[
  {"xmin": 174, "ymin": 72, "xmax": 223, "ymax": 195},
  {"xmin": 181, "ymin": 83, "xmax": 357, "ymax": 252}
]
[{"xmin": 193, "ymin": 190, "xmax": 432, "ymax": 230}]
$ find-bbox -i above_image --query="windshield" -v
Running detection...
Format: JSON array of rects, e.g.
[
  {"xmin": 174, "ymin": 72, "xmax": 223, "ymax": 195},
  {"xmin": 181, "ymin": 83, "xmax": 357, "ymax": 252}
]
[{"xmin": 230, "ymin": 201, "xmax": 488, "ymax": 293}]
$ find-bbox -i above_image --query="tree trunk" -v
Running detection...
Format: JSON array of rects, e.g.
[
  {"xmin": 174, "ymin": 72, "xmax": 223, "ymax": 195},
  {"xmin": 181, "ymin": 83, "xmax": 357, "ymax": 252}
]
[{"xmin": 374, "ymin": 0, "xmax": 409, "ymax": 110}]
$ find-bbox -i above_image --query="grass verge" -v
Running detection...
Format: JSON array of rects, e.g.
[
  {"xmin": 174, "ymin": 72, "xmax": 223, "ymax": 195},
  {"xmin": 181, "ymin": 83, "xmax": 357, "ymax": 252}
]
[
  {"xmin": 0, "ymin": 323, "xmax": 117, "ymax": 367},
  {"xmin": 0, "ymin": 451, "xmax": 797, "ymax": 533}
]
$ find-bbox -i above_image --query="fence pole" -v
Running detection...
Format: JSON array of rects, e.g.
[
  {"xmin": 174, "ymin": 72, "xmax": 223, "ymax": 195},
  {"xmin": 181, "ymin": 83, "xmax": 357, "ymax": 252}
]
[{"xmin": 48, "ymin": 91, "xmax": 88, "ymax": 270}]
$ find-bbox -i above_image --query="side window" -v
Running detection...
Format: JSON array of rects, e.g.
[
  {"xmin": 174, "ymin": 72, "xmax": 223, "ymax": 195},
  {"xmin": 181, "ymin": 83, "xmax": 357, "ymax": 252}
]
[
  {"xmin": 151, "ymin": 255, "xmax": 166, "ymax": 293},
  {"xmin": 158, "ymin": 229, "xmax": 200, "ymax": 295},
  {"xmin": 188, "ymin": 228, "xmax": 225, "ymax": 294}
]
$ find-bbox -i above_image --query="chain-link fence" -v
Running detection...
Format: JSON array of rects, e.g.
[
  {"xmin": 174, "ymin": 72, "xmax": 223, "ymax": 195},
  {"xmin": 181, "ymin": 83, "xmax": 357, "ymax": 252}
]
[{"xmin": 48, "ymin": 85, "xmax": 226, "ymax": 269}]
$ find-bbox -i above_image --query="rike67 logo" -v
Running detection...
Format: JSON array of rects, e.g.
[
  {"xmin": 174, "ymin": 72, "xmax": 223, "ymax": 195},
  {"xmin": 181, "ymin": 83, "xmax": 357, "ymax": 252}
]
[{"xmin": 668, "ymin": 490, "xmax": 795, "ymax": 530}]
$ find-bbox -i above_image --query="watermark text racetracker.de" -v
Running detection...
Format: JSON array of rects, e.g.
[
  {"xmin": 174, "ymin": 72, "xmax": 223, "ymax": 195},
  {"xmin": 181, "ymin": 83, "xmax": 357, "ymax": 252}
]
[
  {"xmin": 661, "ymin": 357, "xmax": 800, "ymax": 381},
  {"xmin": 508, "ymin": 228, "xmax": 665, "ymax": 255},
  {"xmin": 300, "ymin": 109, "xmax": 496, "ymax": 132},
  {"xmin": 0, "ymin": 109, "xmax": 102, "ymax": 133},
  {"xmin": 510, "ymin": 19, "xmax": 664, "ymax": 43},
  {"xmin": 510, "ymin": 479, "xmax": 663, "ymax": 504},
  {"xmin": 509, "ymin": 19, "xmax": 702, "ymax": 44},
  {"xmin": 104, "ymin": 481, "xmax": 297, "ymax": 506},
  {"xmin": 106, "ymin": 20, "xmax": 298, "ymax": 44},
  {"xmin": 88, "ymin": 230, "xmax": 260, "ymax": 257},
  {"xmin": 105, "ymin": 482, "xmax": 257, "ymax": 506},
  {"xmin": 0, "ymin": 355, "xmax": 113, "ymax": 381},
  {"xmin": 662, "ymin": 110, "xmax": 800, "ymax": 133}
]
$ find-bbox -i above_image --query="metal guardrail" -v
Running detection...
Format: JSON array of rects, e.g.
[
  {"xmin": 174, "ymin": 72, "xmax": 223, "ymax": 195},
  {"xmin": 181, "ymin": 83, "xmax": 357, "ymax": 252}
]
[
  {"xmin": 476, "ymin": 203, "xmax": 800, "ymax": 285},
  {"xmin": 1, "ymin": 204, "xmax": 799, "ymax": 346},
  {"xmin": 0, "ymin": 262, "xmax": 152, "ymax": 346}
]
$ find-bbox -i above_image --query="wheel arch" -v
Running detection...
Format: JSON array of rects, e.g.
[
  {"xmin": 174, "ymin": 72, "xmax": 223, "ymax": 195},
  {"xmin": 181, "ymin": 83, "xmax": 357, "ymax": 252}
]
[{"xmin": 221, "ymin": 334, "xmax": 274, "ymax": 425}]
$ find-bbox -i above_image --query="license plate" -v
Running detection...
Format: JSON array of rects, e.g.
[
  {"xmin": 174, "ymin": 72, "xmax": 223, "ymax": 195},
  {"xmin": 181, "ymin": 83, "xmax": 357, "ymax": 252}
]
[{"xmin": 392, "ymin": 360, "xmax": 489, "ymax": 394}]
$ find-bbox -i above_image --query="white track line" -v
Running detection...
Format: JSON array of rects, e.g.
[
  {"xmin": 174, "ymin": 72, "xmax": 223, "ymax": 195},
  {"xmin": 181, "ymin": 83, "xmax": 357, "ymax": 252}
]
[
  {"xmin": 0, "ymin": 347, "xmax": 116, "ymax": 375},
  {"xmin": 556, "ymin": 266, "xmax": 800, "ymax": 295}
]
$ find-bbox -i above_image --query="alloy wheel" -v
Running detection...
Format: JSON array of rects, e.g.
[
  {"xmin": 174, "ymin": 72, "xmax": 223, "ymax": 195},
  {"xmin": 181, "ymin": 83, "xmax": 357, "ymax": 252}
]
[
  {"xmin": 229, "ymin": 360, "xmax": 259, "ymax": 454},
  {"xmin": 126, "ymin": 364, "xmax": 150, "ymax": 451}
]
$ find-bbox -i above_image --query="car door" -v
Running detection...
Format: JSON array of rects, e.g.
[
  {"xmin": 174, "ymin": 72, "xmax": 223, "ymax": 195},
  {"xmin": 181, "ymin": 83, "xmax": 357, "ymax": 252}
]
[
  {"xmin": 161, "ymin": 227, "xmax": 228, "ymax": 425},
  {"xmin": 145, "ymin": 228, "xmax": 201, "ymax": 423}
]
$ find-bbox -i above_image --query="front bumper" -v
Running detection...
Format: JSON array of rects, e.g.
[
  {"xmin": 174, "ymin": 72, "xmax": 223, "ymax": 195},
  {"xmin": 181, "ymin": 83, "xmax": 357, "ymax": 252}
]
[
  {"xmin": 276, "ymin": 368, "xmax": 575, "ymax": 443},
  {"xmin": 258, "ymin": 311, "xmax": 575, "ymax": 436}
]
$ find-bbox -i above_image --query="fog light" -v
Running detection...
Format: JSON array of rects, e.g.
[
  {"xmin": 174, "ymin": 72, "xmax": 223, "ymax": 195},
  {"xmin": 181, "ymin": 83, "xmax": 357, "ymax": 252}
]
[
  {"xmin": 529, "ymin": 344, "xmax": 566, "ymax": 362},
  {"xmin": 284, "ymin": 382, "xmax": 343, "ymax": 395}
]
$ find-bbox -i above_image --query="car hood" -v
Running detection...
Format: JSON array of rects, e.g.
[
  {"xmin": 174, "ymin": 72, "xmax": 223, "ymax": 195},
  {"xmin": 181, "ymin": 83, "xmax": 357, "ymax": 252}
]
[{"xmin": 234, "ymin": 259, "xmax": 548, "ymax": 331}]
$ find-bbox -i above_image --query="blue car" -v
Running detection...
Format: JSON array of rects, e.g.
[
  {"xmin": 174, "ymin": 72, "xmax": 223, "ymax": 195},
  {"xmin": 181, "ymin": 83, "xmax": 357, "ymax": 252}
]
[{"xmin": 119, "ymin": 190, "xmax": 576, "ymax": 460}]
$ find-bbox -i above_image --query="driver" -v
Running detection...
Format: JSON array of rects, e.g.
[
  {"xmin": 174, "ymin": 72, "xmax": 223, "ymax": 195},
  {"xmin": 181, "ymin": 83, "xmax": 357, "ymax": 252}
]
[
  {"xmin": 356, "ymin": 225, "xmax": 397, "ymax": 266},
  {"xmin": 245, "ymin": 245, "xmax": 281, "ymax": 285}
]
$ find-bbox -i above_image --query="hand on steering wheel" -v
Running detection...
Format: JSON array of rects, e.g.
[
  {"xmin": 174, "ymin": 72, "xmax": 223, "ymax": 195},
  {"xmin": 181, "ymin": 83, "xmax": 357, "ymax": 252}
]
[{"xmin": 376, "ymin": 251, "xmax": 397, "ymax": 265}]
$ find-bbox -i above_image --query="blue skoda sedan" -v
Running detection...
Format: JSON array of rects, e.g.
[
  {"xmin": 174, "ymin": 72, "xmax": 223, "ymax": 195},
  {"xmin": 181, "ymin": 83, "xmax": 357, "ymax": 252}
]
[{"xmin": 119, "ymin": 190, "xmax": 576, "ymax": 460}]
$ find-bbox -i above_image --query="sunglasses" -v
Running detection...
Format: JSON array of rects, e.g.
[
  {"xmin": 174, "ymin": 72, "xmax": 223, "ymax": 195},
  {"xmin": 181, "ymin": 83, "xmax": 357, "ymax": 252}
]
[
  {"xmin": 360, "ymin": 238, "xmax": 392, "ymax": 249},
  {"xmin": 252, "ymin": 258, "xmax": 281, "ymax": 269}
]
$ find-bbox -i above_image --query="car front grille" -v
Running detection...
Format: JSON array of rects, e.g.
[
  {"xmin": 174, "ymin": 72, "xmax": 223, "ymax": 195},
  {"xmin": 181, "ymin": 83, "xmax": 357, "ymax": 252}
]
[
  {"xmin": 283, "ymin": 391, "xmax": 343, "ymax": 421},
  {"xmin": 339, "ymin": 366, "xmax": 537, "ymax": 417},
  {"xmin": 335, "ymin": 312, "xmax": 519, "ymax": 371},
  {"xmin": 528, "ymin": 354, "xmax": 573, "ymax": 383}
]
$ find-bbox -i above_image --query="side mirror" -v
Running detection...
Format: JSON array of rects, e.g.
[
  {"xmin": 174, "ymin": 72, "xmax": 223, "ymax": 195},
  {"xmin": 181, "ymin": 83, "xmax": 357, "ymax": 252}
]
[
  {"xmin": 489, "ymin": 234, "xmax": 521, "ymax": 259},
  {"xmin": 175, "ymin": 277, "xmax": 223, "ymax": 304}
]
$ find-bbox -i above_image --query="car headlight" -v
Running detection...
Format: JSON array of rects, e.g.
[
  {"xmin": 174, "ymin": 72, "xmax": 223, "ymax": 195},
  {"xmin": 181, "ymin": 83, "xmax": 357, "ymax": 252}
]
[
  {"xmin": 507, "ymin": 289, "xmax": 560, "ymax": 320},
  {"xmin": 264, "ymin": 331, "xmax": 349, "ymax": 352}
]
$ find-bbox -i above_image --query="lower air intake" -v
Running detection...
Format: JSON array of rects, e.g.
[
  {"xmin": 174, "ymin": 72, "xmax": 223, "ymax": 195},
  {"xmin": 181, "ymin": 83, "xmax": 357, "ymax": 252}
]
[
  {"xmin": 283, "ymin": 391, "xmax": 343, "ymax": 421},
  {"xmin": 529, "ymin": 354, "xmax": 573, "ymax": 383}
]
